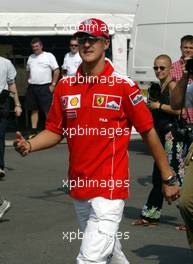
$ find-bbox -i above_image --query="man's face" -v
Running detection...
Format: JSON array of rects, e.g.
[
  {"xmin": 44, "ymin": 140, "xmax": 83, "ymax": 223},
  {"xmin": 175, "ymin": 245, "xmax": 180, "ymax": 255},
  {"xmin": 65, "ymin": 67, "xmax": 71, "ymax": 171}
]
[
  {"xmin": 31, "ymin": 42, "xmax": 43, "ymax": 55},
  {"xmin": 154, "ymin": 58, "xmax": 171, "ymax": 81},
  {"xmin": 70, "ymin": 40, "xmax": 79, "ymax": 54},
  {"xmin": 78, "ymin": 34, "xmax": 110, "ymax": 64},
  {"xmin": 181, "ymin": 41, "xmax": 193, "ymax": 59}
]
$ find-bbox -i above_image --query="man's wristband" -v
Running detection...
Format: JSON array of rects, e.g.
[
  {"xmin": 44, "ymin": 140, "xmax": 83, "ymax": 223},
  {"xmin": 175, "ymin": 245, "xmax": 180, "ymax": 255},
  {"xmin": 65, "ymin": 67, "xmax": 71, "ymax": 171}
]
[
  {"xmin": 162, "ymin": 175, "xmax": 177, "ymax": 186},
  {"xmin": 26, "ymin": 140, "xmax": 32, "ymax": 153},
  {"xmin": 159, "ymin": 103, "xmax": 163, "ymax": 110},
  {"xmin": 15, "ymin": 103, "xmax": 22, "ymax": 107}
]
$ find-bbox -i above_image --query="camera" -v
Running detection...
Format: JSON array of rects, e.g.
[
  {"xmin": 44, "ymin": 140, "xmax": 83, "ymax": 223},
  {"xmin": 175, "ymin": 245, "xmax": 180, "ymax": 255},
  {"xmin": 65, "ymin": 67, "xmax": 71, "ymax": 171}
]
[
  {"xmin": 185, "ymin": 58, "xmax": 193, "ymax": 74},
  {"xmin": 147, "ymin": 82, "xmax": 161, "ymax": 102},
  {"xmin": 175, "ymin": 122, "xmax": 193, "ymax": 147}
]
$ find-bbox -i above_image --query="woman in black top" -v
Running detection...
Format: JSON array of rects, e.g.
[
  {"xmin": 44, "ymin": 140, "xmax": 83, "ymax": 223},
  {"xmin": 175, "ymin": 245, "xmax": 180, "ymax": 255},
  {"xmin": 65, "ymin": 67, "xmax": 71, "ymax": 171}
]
[{"xmin": 133, "ymin": 54, "xmax": 184, "ymax": 225}]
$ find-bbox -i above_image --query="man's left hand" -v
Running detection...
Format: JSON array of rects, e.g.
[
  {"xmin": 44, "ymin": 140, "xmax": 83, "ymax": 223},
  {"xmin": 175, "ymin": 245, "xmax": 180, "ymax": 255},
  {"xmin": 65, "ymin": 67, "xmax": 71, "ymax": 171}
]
[
  {"xmin": 14, "ymin": 105, "xmax": 22, "ymax": 117},
  {"xmin": 49, "ymin": 84, "xmax": 55, "ymax": 93},
  {"xmin": 149, "ymin": 101, "xmax": 160, "ymax": 110},
  {"xmin": 162, "ymin": 184, "xmax": 180, "ymax": 205}
]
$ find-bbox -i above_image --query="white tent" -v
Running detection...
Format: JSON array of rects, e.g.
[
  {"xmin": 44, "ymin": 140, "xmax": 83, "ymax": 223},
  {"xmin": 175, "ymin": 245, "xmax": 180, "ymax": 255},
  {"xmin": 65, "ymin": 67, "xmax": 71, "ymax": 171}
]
[{"xmin": 0, "ymin": 0, "xmax": 138, "ymax": 75}]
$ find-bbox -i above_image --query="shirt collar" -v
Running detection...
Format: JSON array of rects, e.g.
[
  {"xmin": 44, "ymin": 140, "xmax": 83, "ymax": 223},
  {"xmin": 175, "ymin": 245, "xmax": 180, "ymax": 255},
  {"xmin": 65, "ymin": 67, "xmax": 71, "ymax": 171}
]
[
  {"xmin": 74, "ymin": 58, "xmax": 114, "ymax": 85},
  {"xmin": 180, "ymin": 57, "xmax": 185, "ymax": 64}
]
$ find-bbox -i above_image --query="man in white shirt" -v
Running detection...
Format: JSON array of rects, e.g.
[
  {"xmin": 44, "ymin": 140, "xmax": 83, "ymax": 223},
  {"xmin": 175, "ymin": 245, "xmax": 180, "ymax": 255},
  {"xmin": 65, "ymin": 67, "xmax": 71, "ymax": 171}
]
[
  {"xmin": 26, "ymin": 37, "xmax": 60, "ymax": 138},
  {"xmin": 0, "ymin": 56, "xmax": 22, "ymax": 219},
  {"xmin": 62, "ymin": 37, "xmax": 82, "ymax": 76}
]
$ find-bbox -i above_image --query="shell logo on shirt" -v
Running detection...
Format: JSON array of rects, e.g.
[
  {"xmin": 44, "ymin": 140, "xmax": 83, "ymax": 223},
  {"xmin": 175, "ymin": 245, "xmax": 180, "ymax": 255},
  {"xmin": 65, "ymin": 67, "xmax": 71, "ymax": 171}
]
[
  {"xmin": 70, "ymin": 97, "xmax": 79, "ymax": 106},
  {"xmin": 93, "ymin": 94, "xmax": 121, "ymax": 110},
  {"xmin": 61, "ymin": 94, "xmax": 81, "ymax": 110}
]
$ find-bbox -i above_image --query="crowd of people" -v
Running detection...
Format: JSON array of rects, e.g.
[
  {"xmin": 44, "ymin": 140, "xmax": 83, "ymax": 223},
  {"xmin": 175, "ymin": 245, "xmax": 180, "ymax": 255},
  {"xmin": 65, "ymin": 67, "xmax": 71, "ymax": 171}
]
[
  {"xmin": 0, "ymin": 35, "xmax": 82, "ymax": 222},
  {"xmin": 0, "ymin": 17, "xmax": 193, "ymax": 263}
]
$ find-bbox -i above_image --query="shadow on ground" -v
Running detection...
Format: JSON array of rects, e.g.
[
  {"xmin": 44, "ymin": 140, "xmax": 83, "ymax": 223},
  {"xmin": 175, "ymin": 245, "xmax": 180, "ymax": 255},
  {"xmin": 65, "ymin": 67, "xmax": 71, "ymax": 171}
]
[
  {"xmin": 132, "ymin": 245, "xmax": 193, "ymax": 264},
  {"xmin": 123, "ymin": 206, "xmax": 178, "ymax": 227},
  {"xmin": 137, "ymin": 176, "xmax": 152, "ymax": 186}
]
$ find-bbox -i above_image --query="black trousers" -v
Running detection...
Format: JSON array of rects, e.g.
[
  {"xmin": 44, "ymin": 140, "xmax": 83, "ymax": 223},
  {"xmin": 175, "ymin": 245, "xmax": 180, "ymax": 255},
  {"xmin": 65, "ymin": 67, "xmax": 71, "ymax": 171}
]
[
  {"xmin": 142, "ymin": 128, "xmax": 184, "ymax": 221},
  {"xmin": 146, "ymin": 162, "xmax": 164, "ymax": 211}
]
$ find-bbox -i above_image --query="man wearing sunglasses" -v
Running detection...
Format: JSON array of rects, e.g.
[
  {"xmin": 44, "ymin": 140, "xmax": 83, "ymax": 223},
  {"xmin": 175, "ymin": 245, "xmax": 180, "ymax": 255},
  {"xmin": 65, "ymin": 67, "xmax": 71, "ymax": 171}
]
[
  {"xmin": 14, "ymin": 18, "xmax": 180, "ymax": 263},
  {"xmin": 62, "ymin": 37, "xmax": 82, "ymax": 76}
]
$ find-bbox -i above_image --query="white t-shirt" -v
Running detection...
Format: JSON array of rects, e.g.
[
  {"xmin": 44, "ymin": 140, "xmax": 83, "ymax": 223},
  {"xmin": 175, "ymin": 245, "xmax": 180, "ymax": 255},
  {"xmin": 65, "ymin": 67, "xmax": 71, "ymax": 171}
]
[
  {"xmin": 185, "ymin": 83, "xmax": 193, "ymax": 108},
  {"xmin": 0, "ymin": 57, "xmax": 16, "ymax": 92},
  {"xmin": 27, "ymin": 51, "xmax": 59, "ymax": 84},
  {"xmin": 62, "ymin": 52, "xmax": 82, "ymax": 76}
]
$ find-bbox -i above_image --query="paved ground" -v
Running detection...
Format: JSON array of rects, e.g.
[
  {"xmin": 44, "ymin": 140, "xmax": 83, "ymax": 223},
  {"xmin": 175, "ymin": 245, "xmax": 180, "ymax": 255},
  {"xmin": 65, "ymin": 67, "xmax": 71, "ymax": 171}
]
[{"xmin": 1, "ymin": 139, "xmax": 193, "ymax": 264}]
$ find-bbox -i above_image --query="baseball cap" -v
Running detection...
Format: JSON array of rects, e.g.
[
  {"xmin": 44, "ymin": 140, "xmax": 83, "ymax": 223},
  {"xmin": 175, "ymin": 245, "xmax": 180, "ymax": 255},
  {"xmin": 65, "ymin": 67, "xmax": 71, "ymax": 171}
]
[{"xmin": 74, "ymin": 18, "xmax": 109, "ymax": 39}]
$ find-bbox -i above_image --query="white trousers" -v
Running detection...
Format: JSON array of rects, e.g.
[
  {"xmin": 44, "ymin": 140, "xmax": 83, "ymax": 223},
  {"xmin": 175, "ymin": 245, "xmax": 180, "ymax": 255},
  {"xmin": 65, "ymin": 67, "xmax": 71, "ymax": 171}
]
[{"xmin": 73, "ymin": 197, "xmax": 130, "ymax": 264}]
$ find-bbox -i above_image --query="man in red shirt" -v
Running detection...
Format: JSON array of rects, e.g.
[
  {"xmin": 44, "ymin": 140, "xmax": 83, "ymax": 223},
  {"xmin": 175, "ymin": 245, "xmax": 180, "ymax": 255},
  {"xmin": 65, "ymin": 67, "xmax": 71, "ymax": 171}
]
[{"xmin": 14, "ymin": 18, "xmax": 180, "ymax": 264}]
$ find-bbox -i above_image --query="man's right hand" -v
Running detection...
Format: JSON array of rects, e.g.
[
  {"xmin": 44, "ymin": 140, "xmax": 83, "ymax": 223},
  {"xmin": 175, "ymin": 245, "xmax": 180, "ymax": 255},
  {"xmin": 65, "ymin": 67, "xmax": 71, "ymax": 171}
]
[{"xmin": 14, "ymin": 131, "xmax": 31, "ymax": 157}]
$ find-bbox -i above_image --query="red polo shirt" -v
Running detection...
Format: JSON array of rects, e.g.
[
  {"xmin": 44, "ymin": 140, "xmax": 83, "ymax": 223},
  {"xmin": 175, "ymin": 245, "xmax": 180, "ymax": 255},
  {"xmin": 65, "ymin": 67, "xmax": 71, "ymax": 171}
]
[{"xmin": 46, "ymin": 59, "xmax": 153, "ymax": 200}]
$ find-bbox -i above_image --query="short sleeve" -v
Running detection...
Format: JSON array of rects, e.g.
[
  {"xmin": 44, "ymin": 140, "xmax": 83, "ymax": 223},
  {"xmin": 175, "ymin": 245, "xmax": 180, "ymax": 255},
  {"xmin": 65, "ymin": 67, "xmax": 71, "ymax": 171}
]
[
  {"xmin": 46, "ymin": 81, "xmax": 65, "ymax": 135},
  {"xmin": 48, "ymin": 53, "xmax": 59, "ymax": 70},
  {"xmin": 26, "ymin": 57, "xmax": 30, "ymax": 71},
  {"xmin": 7, "ymin": 61, "xmax": 16, "ymax": 84},
  {"xmin": 122, "ymin": 81, "xmax": 153, "ymax": 133},
  {"xmin": 62, "ymin": 54, "xmax": 68, "ymax": 70}
]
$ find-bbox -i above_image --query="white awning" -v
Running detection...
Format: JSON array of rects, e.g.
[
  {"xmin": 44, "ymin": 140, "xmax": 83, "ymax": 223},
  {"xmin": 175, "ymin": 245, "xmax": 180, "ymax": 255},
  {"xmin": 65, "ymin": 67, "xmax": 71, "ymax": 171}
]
[{"xmin": 0, "ymin": 13, "xmax": 134, "ymax": 36}]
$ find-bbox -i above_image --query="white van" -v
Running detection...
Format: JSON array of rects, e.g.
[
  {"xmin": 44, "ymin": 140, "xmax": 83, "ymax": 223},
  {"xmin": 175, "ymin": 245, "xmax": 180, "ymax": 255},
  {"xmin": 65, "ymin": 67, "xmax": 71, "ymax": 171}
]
[{"xmin": 128, "ymin": 0, "xmax": 193, "ymax": 87}]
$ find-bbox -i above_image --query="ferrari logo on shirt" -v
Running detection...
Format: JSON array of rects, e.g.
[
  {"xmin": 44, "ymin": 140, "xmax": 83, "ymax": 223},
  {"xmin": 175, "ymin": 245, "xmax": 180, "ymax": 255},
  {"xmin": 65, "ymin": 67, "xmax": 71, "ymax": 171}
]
[
  {"xmin": 96, "ymin": 96, "xmax": 105, "ymax": 105},
  {"xmin": 93, "ymin": 94, "xmax": 121, "ymax": 110},
  {"xmin": 62, "ymin": 94, "xmax": 81, "ymax": 110}
]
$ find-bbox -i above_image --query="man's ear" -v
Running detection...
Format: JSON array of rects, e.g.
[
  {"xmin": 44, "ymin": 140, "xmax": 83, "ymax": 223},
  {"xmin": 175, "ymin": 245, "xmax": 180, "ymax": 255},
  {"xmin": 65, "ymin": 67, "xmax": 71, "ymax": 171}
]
[{"xmin": 104, "ymin": 39, "xmax": 110, "ymax": 51}]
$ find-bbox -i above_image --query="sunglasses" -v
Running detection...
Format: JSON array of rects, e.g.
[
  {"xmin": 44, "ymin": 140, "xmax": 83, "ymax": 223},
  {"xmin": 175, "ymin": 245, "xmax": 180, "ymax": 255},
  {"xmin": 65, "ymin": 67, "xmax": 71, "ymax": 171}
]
[
  {"xmin": 78, "ymin": 36, "xmax": 104, "ymax": 45},
  {"xmin": 70, "ymin": 44, "xmax": 78, "ymax": 47},
  {"xmin": 153, "ymin": 66, "xmax": 166, "ymax": 71}
]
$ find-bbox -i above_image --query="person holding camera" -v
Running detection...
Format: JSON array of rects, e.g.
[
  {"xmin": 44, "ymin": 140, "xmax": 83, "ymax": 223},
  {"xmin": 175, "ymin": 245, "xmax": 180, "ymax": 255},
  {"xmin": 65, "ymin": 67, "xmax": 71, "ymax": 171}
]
[
  {"xmin": 171, "ymin": 57, "xmax": 193, "ymax": 249},
  {"xmin": 133, "ymin": 54, "xmax": 184, "ymax": 226},
  {"xmin": 0, "ymin": 56, "xmax": 22, "ymax": 220},
  {"xmin": 171, "ymin": 35, "xmax": 193, "ymax": 124}
]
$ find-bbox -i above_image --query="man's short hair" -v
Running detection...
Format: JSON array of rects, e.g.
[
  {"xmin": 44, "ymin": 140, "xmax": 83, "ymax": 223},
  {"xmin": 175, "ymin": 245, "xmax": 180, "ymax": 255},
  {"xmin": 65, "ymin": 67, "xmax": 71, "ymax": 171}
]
[
  {"xmin": 31, "ymin": 37, "xmax": 43, "ymax": 46},
  {"xmin": 70, "ymin": 37, "xmax": 78, "ymax": 43},
  {"xmin": 181, "ymin": 35, "xmax": 193, "ymax": 45},
  {"xmin": 154, "ymin": 54, "xmax": 172, "ymax": 65}
]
